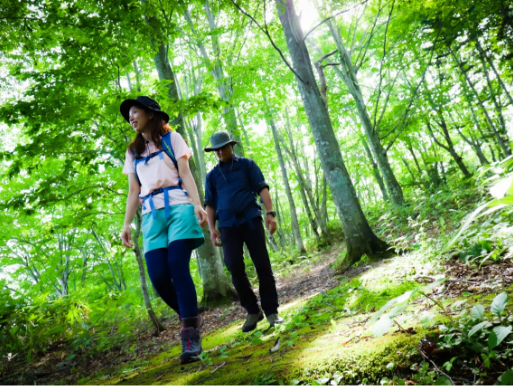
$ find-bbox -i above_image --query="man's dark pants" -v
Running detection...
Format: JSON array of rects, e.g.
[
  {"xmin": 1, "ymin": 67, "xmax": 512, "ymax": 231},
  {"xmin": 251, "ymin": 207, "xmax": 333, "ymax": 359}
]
[{"xmin": 220, "ymin": 217, "xmax": 279, "ymax": 316}]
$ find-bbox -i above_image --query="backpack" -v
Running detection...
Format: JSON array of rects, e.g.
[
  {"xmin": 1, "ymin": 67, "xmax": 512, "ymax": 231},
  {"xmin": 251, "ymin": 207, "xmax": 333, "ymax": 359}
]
[{"xmin": 132, "ymin": 131, "xmax": 187, "ymax": 218}]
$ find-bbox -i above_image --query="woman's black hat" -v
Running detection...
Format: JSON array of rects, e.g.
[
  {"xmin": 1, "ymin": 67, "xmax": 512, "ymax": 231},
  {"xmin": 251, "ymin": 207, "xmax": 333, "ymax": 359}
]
[{"xmin": 120, "ymin": 96, "xmax": 170, "ymax": 123}]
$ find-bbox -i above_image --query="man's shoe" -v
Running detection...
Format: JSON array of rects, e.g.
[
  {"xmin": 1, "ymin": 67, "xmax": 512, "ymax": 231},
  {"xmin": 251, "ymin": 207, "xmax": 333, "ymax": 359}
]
[
  {"xmin": 267, "ymin": 314, "xmax": 284, "ymax": 328},
  {"xmin": 180, "ymin": 327, "xmax": 202, "ymax": 364},
  {"xmin": 242, "ymin": 310, "xmax": 264, "ymax": 332}
]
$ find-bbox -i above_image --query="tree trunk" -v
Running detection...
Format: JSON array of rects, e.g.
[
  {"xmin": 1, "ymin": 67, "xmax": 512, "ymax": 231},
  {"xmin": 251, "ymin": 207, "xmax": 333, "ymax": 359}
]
[
  {"xmin": 266, "ymin": 105, "xmax": 307, "ymax": 254},
  {"xmin": 275, "ymin": 0, "xmax": 388, "ymax": 267},
  {"xmin": 327, "ymin": 20, "xmax": 404, "ymax": 210},
  {"xmin": 282, "ymin": 113, "xmax": 327, "ymax": 243},
  {"xmin": 361, "ymin": 135, "xmax": 390, "ymax": 201},
  {"xmin": 133, "ymin": 209, "xmax": 166, "ymax": 333},
  {"xmin": 425, "ymin": 117, "xmax": 472, "ymax": 179},
  {"xmin": 450, "ymin": 47, "xmax": 511, "ymax": 156},
  {"xmin": 143, "ymin": 2, "xmax": 237, "ymax": 306},
  {"xmin": 474, "ymin": 39, "xmax": 513, "ymax": 107},
  {"xmin": 184, "ymin": 6, "xmax": 244, "ymax": 152}
]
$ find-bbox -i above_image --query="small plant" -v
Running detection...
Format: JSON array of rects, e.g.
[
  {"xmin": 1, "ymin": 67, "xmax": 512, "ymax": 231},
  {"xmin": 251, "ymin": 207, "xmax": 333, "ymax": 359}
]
[{"xmin": 369, "ymin": 284, "xmax": 513, "ymax": 384}]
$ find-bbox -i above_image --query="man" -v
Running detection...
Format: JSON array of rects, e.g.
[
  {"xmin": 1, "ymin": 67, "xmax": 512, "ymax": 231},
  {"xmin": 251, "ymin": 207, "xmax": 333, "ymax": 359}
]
[{"xmin": 204, "ymin": 131, "xmax": 283, "ymax": 332}]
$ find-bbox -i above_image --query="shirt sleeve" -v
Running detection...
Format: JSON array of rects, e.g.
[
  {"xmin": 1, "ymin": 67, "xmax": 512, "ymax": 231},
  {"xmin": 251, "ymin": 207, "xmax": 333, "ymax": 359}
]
[
  {"xmin": 204, "ymin": 171, "xmax": 217, "ymax": 209},
  {"xmin": 247, "ymin": 159, "xmax": 270, "ymax": 194},
  {"xmin": 171, "ymin": 131, "xmax": 192, "ymax": 160},
  {"xmin": 122, "ymin": 150, "xmax": 135, "ymax": 175}
]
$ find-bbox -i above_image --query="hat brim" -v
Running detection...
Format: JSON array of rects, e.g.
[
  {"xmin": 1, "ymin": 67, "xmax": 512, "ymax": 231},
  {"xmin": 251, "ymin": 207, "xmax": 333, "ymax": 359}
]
[
  {"xmin": 120, "ymin": 99, "xmax": 170, "ymax": 124},
  {"xmin": 204, "ymin": 140, "xmax": 238, "ymax": 152}
]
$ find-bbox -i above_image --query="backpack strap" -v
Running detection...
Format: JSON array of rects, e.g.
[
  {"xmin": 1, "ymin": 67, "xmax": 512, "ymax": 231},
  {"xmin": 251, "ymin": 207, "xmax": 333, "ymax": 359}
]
[
  {"xmin": 161, "ymin": 131, "xmax": 185, "ymax": 191},
  {"xmin": 132, "ymin": 149, "xmax": 142, "ymax": 186}
]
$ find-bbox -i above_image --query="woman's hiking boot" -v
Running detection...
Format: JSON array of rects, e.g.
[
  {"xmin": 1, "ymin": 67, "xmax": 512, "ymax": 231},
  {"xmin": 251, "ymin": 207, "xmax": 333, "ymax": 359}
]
[
  {"xmin": 242, "ymin": 309, "xmax": 264, "ymax": 332},
  {"xmin": 179, "ymin": 325, "xmax": 202, "ymax": 364},
  {"xmin": 180, "ymin": 314, "xmax": 204, "ymax": 330}
]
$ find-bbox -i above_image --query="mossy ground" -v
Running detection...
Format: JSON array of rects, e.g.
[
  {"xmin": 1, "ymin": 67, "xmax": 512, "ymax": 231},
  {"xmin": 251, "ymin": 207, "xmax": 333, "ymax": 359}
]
[{"xmin": 78, "ymin": 249, "xmax": 452, "ymax": 385}]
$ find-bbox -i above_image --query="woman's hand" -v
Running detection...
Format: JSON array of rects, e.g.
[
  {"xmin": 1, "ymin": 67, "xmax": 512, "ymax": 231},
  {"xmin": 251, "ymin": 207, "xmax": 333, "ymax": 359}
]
[
  {"xmin": 195, "ymin": 204, "xmax": 208, "ymax": 227},
  {"xmin": 121, "ymin": 224, "xmax": 134, "ymax": 248}
]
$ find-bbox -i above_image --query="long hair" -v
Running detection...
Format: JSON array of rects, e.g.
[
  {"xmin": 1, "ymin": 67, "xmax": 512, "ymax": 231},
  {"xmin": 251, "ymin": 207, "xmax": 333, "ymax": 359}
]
[{"xmin": 127, "ymin": 110, "xmax": 172, "ymax": 158}]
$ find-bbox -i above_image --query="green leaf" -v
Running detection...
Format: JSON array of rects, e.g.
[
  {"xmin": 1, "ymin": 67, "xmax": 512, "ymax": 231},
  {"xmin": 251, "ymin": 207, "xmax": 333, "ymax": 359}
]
[
  {"xmin": 435, "ymin": 376, "xmax": 452, "ymax": 385},
  {"xmin": 489, "ymin": 176, "xmax": 513, "ymax": 199},
  {"xmin": 471, "ymin": 305, "xmax": 485, "ymax": 320},
  {"xmin": 372, "ymin": 314, "xmax": 393, "ymax": 337},
  {"xmin": 251, "ymin": 337, "xmax": 263, "ymax": 345},
  {"xmin": 468, "ymin": 321, "xmax": 491, "ymax": 338},
  {"xmin": 490, "ymin": 292, "xmax": 508, "ymax": 317},
  {"xmin": 489, "ymin": 330, "xmax": 498, "ymax": 350},
  {"xmin": 492, "ymin": 326, "xmax": 512, "ymax": 348},
  {"xmin": 499, "ymin": 370, "xmax": 513, "ymax": 385}
]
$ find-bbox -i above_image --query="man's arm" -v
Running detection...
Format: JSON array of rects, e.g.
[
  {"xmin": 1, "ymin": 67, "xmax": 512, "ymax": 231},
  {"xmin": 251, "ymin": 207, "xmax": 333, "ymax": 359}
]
[
  {"xmin": 204, "ymin": 172, "xmax": 221, "ymax": 246},
  {"xmin": 206, "ymin": 205, "xmax": 222, "ymax": 246},
  {"xmin": 259, "ymin": 188, "xmax": 277, "ymax": 235}
]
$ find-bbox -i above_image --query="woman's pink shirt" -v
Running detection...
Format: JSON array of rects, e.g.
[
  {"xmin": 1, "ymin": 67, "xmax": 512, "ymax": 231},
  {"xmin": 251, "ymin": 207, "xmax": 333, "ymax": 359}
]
[{"xmin": 123, "ymin": 132, "xmax": 193, "ymax": 215}]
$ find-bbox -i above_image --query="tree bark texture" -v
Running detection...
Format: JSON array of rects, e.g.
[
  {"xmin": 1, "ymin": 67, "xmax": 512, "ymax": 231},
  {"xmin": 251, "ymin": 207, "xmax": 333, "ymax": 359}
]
[
  {"xmin": 266, "ymin": 104, "xmax": 306, "ymax": 254},
  {"xmin": 144, "ymin": 3, "xmax": 237, "ymax": 306},
  {"xmin": 327, "ymin": 20, "xmax": 404, "ymax": 210},
  {"xmin": 275, "ymin": 0, "xmax": 388, "ymax": 266},
  {"xmin": 133, "ymin": 209, "xmax": 166, "ymax": 333}
]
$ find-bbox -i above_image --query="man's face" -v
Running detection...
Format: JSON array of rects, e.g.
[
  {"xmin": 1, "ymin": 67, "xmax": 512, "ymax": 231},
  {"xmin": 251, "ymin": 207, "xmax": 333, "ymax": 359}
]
[{"xmin": 214, "ymin": 143, "xmax": 234, "ymax": 162}]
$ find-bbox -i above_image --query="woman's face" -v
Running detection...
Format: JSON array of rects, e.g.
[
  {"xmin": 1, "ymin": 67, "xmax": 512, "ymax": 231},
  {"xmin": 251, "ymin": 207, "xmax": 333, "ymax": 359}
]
[{"xmin": 129, "ymin": 106, "xmax": 152, "ymax": 133}]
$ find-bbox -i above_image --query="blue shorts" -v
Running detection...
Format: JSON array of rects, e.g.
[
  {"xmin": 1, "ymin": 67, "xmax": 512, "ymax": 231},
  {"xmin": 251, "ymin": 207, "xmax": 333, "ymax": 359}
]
[{"xmin": 141, "ymin": 204, "xmax": 204, "ymax": 253}]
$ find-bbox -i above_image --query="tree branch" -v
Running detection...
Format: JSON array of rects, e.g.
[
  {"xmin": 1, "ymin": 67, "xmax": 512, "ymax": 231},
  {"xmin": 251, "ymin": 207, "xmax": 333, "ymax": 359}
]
[
  {"xmin": 228, "ymin": 0, "xmax": 305, "ymax": 84},
  {"xmin": 303, "ymin": 2, "xmax": 368, "ymax": 41}
]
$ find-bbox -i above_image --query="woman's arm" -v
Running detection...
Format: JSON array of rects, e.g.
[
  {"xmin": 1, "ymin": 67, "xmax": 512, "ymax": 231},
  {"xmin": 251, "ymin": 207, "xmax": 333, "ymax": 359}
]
[
  {"xmin": 121, "ymin": 173, "xmax": 141, "ymax": 248},
  {"xmin": 178, "ymin": 156, "xmax": 208, "ymax": 227}
]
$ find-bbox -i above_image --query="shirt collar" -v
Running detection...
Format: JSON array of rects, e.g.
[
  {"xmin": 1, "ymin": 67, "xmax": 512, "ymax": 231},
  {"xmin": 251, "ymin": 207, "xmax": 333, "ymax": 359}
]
[{"xmin": 220, "ymin": 154, "xmax": 240, "ymax": 165}]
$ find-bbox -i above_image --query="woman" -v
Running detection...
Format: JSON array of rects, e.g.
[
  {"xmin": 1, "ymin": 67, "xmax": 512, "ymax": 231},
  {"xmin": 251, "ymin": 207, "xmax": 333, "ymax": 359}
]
[{"xmin": 120, "ymin": 96, "xmax": 207, "ymax": 364}]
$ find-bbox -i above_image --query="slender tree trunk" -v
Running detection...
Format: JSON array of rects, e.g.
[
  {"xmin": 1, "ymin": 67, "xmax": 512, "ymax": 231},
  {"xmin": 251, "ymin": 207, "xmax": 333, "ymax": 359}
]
[
  {"xmin": 321, "ymin": 175, "xmax": 328, "ymax": 225},
  {"xmin": 133, "ymin": 209, "xmax": 166, "ymax": 332},
  {"xmin": 273, "ymin": 188, "xmax": 287, "ymax": 249},
  {"xmin": 361, "ymin": 135, "xmax": 390, "ymax": 201},
  {"xmin": 275, "ymin": 0, "xmax": 388, "ymax": 267},
  {"xmin": 475, "ymin": 41, "xmax": 508, "ymax": 136},
  {"xmin": 327, "ymin": 20, "xmax": 404, "ymax": 210},
  {"xmin": 282, "ymin": 113, "xmax": 327, "ymax": 243},
  {"xmin": 143, "ymin": 2, "xmax": 237, "ymax": 306},
  {"xmin": 184, "ymin": 6, "xmax": 244, "ymax": 151},
  {"xmin": 474, "ymin": 39, "xmax": 513, "ymax": 107},
  {"xmin": 300, "ymin": 156, "xmax": 330, "ymax": 241},
  {"xmin": 450, "ymin": 47, "xmax": 511, "ymax": 156},
  {"xmin": 266, "ymin": 104, "xmax": 307, "ymax": 254},
  {"xmin": 425, "ymin": 117, "xmax": 472, "ymax": 179}
]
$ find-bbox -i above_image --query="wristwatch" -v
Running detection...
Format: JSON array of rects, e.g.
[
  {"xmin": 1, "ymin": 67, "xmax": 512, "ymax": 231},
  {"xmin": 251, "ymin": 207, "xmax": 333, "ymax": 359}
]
[{"xmin": 266, "ymin": 211, "xmax": 276, "ymax": 218}]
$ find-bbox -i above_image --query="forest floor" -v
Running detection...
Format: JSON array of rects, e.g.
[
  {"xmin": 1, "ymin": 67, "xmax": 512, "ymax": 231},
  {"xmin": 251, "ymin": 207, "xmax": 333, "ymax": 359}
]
[
  {"xmin": 6, "ymin": 190, "xmax": 513, "ymax": 385},
  {"xmin": 17, "ymin": 240, "xmax": 513, "ymax": 385}
]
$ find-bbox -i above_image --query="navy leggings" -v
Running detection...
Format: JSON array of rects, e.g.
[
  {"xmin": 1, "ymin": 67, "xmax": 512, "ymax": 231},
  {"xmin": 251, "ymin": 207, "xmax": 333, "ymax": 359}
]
[{"xmin": 144, "ymin": 239, "xmax": 198, "ymax": 318}]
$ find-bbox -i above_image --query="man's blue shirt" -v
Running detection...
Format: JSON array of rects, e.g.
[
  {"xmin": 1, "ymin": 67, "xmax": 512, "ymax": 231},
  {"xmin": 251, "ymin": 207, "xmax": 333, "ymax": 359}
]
[{"xmin": 204, "ymin": 155, "xmax": 269, "ymax": 228}]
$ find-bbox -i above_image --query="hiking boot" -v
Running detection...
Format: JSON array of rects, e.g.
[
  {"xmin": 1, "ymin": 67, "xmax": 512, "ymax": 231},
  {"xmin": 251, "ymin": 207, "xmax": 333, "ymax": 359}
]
[
  {"xmin": 242, "ymin": 309, "xmax": 264, "ymax": 333},
  {"xmin": 180, "ymin": 327, "xmax": 202, "ymax": 364},
  {"xmin": 267, "ymin": 313, "xmax": 284, "ymax": 328}
]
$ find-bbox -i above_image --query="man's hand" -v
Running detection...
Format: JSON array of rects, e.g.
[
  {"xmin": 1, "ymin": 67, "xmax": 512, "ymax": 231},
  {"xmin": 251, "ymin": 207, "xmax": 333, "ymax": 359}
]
[
  {"xmin": 121, "ymin": 224, "xmax": 134, "ymax": 248},
  {"xmin": 210, "ymin": 228, "xmax": 222, "ymax": 247},
  {"xmin": 195, "ymin": 204, "xmax": 208, "ymax": 227},
  {"xmin": 266, "ymin": 214, "xmax": 278, "ymax": 235}
]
